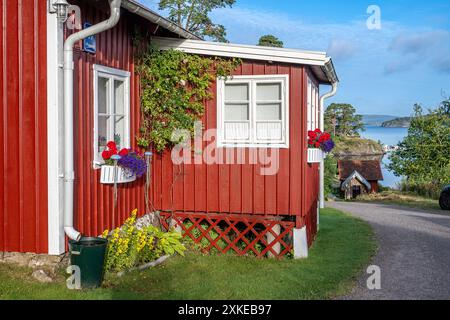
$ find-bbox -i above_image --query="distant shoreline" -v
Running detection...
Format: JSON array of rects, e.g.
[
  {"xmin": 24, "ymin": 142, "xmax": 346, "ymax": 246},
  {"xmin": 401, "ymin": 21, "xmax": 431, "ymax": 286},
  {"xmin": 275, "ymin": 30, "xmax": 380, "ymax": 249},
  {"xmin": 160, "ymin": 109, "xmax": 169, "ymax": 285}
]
[{"xmin": 361, "ymin": 114, "xmax": 411, "ymax": 128}]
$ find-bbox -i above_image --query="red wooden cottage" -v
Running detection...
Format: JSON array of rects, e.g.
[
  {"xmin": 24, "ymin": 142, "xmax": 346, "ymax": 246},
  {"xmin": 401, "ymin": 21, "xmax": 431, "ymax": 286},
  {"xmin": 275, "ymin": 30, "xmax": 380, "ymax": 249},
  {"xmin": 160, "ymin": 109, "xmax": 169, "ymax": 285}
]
[
  {"xmin": 0, "ymin": 0, "xmax": 338, "ymax": 258},
  {"xmin": 338, "ymin": 160, "xmax": 384, "ymax": 199}
]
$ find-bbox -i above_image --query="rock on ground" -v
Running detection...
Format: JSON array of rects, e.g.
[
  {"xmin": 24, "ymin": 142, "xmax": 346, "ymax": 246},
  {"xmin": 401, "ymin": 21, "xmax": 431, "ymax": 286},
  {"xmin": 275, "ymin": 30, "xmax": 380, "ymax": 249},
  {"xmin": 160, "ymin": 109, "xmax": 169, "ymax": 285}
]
[{"xmin": 31, "ymin": 269, "xmax": 53, "ymax": 283}]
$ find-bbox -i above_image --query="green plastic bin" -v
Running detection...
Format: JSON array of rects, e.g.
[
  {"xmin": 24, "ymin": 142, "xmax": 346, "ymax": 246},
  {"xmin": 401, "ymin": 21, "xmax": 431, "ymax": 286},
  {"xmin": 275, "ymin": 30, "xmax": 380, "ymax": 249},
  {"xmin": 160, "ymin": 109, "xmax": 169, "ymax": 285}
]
[{"xmin": 68, "ymin": 237, "xmax": 108, "ymax": 289}]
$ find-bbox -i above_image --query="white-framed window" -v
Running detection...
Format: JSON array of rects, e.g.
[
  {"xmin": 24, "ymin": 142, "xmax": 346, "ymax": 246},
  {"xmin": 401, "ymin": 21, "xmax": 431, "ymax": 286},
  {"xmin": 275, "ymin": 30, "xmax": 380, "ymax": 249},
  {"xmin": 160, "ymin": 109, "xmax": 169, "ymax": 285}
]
[
  {"xmin": 307, "ymin": 77, "xmax": 319, "ymax": 131},
  {"xmin": 93, "ymin": 65, "xmax": 131, "ymax": 167},
  {"xmin": 217, "ymin": 75, "xmax": 289, "ymax": 148}
]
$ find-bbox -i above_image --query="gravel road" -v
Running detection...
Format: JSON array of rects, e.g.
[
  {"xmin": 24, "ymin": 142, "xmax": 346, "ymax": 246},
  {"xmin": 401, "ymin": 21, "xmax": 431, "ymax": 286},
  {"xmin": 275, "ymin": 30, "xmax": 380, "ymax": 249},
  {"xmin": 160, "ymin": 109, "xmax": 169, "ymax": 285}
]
[{"xmin": 327, "ymin": 201, "xmax": 450, "ymax": 300}]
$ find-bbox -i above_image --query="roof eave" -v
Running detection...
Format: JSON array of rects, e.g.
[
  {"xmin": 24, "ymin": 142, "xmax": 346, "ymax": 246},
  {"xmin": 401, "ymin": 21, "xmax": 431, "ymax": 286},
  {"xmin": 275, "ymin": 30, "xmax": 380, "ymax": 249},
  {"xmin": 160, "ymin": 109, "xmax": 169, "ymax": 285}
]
[
  {"xmin": 121, "ymin": 0, "xmax": 201, "ymax": 40},
  {"xmin": 151, "ymin": 37, "xmax": 339, "ymax": 84}
]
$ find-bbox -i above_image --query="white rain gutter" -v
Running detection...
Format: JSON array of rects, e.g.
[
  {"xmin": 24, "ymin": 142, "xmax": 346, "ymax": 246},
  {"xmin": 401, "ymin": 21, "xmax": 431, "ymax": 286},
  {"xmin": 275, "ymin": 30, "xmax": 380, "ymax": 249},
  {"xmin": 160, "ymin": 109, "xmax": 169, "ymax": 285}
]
[
  {"xmin": 319, "ymin": 80, "xmax": 338, "ymax": 210},
  {"xmin": 63, "ymin": 0, "xmax": 122, "ymax": 241}
]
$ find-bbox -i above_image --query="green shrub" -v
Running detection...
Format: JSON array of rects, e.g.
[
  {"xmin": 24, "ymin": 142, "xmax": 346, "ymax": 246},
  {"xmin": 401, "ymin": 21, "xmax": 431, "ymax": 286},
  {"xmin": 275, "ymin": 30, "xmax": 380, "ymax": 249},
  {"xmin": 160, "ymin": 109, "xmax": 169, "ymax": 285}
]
[
  {"xmin": 101, "ymin": 209, "xmax": 186, "ymax": 272},
  {"xmin": 398, "ymin": 180, "xmax": 443, "ymax": 200},
  {"xmin": 388, "ymin": 100, "xmax": 450, "ymax": 199}
]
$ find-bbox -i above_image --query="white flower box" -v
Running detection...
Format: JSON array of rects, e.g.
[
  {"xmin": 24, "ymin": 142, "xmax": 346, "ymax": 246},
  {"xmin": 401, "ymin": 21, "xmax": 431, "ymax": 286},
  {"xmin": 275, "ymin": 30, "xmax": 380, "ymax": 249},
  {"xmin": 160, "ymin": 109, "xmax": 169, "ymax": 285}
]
[
  {"xmin": 307, "ymin": 148, "xmax": 324, "ymax": 164},
  {"xmin": 100, "ymin": 165, "xmax": 136, "ymax": 184}
]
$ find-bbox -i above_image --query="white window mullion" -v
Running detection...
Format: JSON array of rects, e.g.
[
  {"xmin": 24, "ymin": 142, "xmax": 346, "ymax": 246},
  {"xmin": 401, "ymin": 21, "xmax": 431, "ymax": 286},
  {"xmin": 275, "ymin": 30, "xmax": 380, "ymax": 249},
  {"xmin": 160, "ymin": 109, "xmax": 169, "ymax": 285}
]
[
  {"xmin": 283, "ymin": 83, "xmax": 287, "ymax": 141},
  {"xmin": 219, "ymin": 81, "xmax": 224, "ymax": 143},
  {"xmin": 108, "ymin": 78, "xmax": 115, "ymax": 145},
  {"xmin": 307, "ymin": 79, "xmax": 312, "ymax": 131},
  {"xmin": 125, "ymin": 77, "xmax": 130, "ymax": 148},
  {"xmin": 251, "ymin": 80, "xmax": 256, "ymax": 144}
]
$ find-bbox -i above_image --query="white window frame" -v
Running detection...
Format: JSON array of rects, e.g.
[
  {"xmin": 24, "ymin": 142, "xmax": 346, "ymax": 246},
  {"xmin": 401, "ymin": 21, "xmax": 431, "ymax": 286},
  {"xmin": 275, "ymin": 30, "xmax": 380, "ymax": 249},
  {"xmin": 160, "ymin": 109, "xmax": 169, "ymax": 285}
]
[
  {"xmin": 93, "ymin": 64, "xmax": 131, "ymax": 168},
  {"xmin": 217, "ymin": 74, "xmax": 290, "ymax": 148},
  {"xmin": 307, "ymin": 76, "xmax": 319, "ymax": 131}
]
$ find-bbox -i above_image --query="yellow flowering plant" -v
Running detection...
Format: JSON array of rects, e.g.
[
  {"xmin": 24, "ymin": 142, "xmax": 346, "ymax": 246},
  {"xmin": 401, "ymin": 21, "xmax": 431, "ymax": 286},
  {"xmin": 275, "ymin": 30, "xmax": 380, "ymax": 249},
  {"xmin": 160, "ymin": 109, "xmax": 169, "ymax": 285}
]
[{"xmin": 102, "ymin": 209, "xmax": 186, "ymax": 272}]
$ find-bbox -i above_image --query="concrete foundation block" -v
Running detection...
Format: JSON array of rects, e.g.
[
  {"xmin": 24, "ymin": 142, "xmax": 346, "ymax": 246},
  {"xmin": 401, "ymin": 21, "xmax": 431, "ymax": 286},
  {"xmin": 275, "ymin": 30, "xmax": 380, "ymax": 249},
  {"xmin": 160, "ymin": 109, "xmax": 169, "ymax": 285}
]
[
  {"xmin": 266, "ymin": 224, "xmax": 281, "ymax": 258},
  {"xmin": 293, "ymin": 227, "xmax": 308, "ymax": 259}
]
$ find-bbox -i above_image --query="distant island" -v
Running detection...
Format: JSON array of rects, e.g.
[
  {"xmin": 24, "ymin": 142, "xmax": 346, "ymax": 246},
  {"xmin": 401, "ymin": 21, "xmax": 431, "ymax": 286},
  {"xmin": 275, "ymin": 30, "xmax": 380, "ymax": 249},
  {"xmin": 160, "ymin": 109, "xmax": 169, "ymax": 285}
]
[
  {"xmin": 381, "ymin": 117, "xmax": 412, "ymax": 128},
  {"xmin": 361, "ymin": 115, "xmax": 397, "ymax": 127},
  {"xmin": 360, "ymin": 114, "xmax": 411, "ymax": 128}
]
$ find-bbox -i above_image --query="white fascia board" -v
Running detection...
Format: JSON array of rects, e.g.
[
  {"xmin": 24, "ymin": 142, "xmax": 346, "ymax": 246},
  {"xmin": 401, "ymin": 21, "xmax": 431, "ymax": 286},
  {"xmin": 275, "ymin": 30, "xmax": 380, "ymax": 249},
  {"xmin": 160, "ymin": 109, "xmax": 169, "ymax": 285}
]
[{"xmin": 152, "ymin": 37, "xmax": 329, "ymax": 67}]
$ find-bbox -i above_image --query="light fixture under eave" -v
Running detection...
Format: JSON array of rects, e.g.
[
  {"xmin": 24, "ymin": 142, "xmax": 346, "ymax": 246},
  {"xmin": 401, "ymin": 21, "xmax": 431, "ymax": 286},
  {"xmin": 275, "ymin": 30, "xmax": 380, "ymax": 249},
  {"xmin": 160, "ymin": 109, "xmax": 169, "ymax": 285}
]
[{"xmin": 52, "ymin": 0, "xmax": 70, "ymax": 23}]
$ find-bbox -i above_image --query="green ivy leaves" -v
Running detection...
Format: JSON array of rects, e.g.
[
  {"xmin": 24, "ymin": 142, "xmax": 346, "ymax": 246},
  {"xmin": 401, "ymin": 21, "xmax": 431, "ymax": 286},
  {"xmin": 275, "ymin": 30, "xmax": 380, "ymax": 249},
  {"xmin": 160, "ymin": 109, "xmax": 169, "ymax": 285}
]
[{"xmin": 135, "ymin": 43, "xmax": 241, "ymax": 153}]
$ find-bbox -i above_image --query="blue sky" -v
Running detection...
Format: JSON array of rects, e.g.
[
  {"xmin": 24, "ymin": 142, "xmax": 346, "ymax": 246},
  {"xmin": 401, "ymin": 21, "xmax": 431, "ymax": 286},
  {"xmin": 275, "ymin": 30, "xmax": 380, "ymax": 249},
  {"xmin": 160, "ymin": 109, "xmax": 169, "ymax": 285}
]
[{"xmin": 140, "ymin": 0, "xmax": 450, "ymax": 116}]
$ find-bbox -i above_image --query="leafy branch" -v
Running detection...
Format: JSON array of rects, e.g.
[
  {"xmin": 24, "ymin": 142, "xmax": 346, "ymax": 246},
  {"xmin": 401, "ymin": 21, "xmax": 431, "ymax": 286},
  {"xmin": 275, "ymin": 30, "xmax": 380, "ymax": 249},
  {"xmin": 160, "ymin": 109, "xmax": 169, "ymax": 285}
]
[{"xmin": 134, "ymin": 38, "xmax": 241, "ymax": 153}]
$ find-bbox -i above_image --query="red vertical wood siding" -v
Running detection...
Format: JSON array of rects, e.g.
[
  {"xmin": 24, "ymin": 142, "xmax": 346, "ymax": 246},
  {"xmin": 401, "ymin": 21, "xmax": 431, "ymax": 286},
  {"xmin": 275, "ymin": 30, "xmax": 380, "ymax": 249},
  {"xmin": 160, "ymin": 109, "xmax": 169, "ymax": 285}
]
[
  {"xmin": 0, "ymin": 0, "xmax": 321, "ymax": 253},
  {"xmin": 67, "ymin": 2, "xmax": 321, "ymax": 245},
  {"xmin": 370, "ymin": 181, "xmax": 379, "ymax": 193},
  {"xmin": 68, "ymin": 1, "xmax": 155, "ymax": 237},
  {"xmin": 305, "ymin": 163, "xmax": 319, "ymax": 245},
  {"xmin": 152, "ymin": 61, "xmax": 308, "ymax": 219},
  {"xmin": 303, "ymin": 70, "xmax": 320, "ymax": 243},
  {"xmin": 0, "ymin": 0, "xmax": 48, "ymax": 253}
]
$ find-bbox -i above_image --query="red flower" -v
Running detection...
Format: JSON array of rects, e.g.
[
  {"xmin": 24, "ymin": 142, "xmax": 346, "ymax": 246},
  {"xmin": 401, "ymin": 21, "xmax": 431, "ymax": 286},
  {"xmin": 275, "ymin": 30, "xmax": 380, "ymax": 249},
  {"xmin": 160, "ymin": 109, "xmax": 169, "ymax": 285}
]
[
  {"xmin": 102, "ymin": 150, "xmax": 112, "ymax": 160},
  {"xmin": 314, "ymin": 128, "xmax": 322, "ymax": 134},
  {"xmin": 119, "ymin": 148, "xmax": 129, "ymax": 157},
  {"xmin": 314, "ymin": 142, "xmax": 321, "ymax": 148},
  {"xmin": 308, "ymin": 131, "xmax": 317, "ymax": 140},
  {"xmin": 107, "ymin": 141, "xmax": 116, "ymax": 149},
  {"xmin": 318, "ymin": 135, "xmax": 325, "ymax": 143},
  {"xmin": 322, "ymin": 132, "xmax": 331, "ymax": 141}
]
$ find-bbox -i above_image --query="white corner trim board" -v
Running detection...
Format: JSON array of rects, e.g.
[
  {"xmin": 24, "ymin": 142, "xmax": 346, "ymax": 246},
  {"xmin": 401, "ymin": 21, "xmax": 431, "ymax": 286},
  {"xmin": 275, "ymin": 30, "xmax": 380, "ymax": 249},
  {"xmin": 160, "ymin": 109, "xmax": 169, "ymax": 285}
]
[
  {"xmin": 293, "ymin": 227, "xmax": 309, "ymax": 259},
  {"xmin": 47, "ymin": 10, "xmax": 65, "ymax": 255}
]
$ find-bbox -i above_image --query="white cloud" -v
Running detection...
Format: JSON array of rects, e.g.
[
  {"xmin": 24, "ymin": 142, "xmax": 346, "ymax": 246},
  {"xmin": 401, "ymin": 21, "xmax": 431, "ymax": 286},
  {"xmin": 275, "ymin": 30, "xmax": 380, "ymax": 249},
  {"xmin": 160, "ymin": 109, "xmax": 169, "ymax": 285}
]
[
  {"xmin": 327, "ymin": 39, "xmax": 357, "ymax": 61},
  {"xmin": 387, "ymin": 30, "xmax": 450, "ymax": 74}
]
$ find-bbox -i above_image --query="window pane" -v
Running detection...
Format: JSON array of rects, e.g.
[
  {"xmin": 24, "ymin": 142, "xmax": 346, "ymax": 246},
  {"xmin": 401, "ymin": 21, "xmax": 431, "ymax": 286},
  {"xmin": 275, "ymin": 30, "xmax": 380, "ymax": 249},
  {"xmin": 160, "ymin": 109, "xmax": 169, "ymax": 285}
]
[
  {"xmin": 98, "ymin": 115, "xmax": 109, "ymax": 152},
  {"xmin": 98, "ymin": 77, "xmax": 109, "ymax": 114},
  {"xmin": 225, "ymin": 103, "xmax": 249, "ymax": 121},
  {"xmin": 225, "ymin": 122, "xmax": 250, "ymax": 140},
  {"xmin": 257, "ymin": 83, "xmax": 281, "ymax": 101},
  {"xmin": 256, "ymin": 103, "xmax": 281, "ymax": 120},
  {"xmin": 225, "ymin": 84, "xmax": 248, "ymax": 101},
  {"xmin": 256, "ymin": 122, "xmax": 282, "ymax": 141},
  {"xmin": 114, "ymin": 80, "xmax": 125, "ymax": 115},
  {"xmin": 114, "ymin": 116, "xmax": 125, "ymax": 149}
]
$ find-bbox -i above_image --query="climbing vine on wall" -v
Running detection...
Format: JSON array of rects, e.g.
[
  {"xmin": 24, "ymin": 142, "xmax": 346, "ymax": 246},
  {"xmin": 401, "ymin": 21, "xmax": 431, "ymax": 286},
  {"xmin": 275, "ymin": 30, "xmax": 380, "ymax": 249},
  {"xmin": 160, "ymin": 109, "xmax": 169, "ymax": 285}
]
[{"xmin": 134, "ymin": 40, "xmax": 241, "ymax": 153}]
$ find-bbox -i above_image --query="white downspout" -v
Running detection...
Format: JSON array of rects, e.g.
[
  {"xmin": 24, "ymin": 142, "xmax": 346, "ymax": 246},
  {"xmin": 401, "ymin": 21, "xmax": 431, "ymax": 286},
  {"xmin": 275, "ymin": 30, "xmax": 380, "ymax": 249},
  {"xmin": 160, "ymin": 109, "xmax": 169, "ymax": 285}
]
[
  {"xmin": 319, "ymin": 81, "xmax": 338, "ymax": 210},
  {"xmin": 63, "ymin": 0, "xmax": 122, "ymax": 241}
]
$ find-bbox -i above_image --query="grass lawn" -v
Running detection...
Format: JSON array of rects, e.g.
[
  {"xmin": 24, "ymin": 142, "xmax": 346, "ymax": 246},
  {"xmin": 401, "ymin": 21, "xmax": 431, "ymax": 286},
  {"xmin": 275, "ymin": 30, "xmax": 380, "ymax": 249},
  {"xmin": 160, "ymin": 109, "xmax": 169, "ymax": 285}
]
[
  {"xmin": 356, "ymin": 190, "xmax": 442, "ymax": 212},
  {"xmin": 0, "ymin": 208, "xmax": 376, "ymax": 300}
]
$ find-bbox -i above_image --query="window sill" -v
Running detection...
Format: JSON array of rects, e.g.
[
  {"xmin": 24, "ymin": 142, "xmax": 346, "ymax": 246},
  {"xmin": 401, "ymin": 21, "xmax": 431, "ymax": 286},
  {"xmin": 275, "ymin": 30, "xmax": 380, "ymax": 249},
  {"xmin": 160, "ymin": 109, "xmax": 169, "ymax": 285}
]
[{"xmin": 217, "ymin": 142, "xmax": 289, "ymax": 149}]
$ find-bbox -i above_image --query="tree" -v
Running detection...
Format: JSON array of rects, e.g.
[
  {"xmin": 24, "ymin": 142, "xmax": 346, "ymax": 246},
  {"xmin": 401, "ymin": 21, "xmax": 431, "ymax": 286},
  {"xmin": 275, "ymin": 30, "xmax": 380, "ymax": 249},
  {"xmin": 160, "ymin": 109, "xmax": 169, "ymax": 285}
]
[
  {"xmin": 324, "ymin": 103, "xmax": 364, "ymax": 137},
  {"xmin": 388, "ymin": 100, "xmax": 450, "ymax": 198},
  {"xmin": 159, "ymin": 0, "xmax": 235, "ymax": 42},
  {"xmin": 257, "ymin": 35, "xmax": 284, "ymax": 48}
]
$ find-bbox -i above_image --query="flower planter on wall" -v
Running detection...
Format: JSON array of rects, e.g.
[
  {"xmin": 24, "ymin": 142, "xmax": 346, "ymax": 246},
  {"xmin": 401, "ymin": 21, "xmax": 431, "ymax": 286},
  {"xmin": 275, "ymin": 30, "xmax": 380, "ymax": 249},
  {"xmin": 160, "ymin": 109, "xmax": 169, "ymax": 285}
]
[
  {"xmin": 307, "ymin": 148, "xmax": 324, "ymax": 164},
  {"xmin": 100, "ymin": 165, "xmax": 136, "ymax": 184}
]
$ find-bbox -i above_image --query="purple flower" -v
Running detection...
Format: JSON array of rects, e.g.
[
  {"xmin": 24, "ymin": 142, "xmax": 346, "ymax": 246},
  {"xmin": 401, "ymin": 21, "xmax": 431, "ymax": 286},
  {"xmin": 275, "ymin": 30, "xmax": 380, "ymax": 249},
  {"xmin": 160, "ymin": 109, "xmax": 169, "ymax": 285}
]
[
  {"xmin": 118, "ymin": 152, "xmax": 147, "ymax": 178},
  {"xmin": 321, "ymin": 139, "xmax": 335, "ymax": 153}
]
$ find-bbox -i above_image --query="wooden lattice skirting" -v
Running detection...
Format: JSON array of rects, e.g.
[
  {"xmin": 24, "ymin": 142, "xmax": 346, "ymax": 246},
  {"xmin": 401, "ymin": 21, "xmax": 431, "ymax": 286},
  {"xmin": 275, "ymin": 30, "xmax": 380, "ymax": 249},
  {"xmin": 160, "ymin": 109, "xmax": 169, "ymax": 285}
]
[{"xmin": 160, "ymin": 212, "xmax": 295, "ymax": 258}]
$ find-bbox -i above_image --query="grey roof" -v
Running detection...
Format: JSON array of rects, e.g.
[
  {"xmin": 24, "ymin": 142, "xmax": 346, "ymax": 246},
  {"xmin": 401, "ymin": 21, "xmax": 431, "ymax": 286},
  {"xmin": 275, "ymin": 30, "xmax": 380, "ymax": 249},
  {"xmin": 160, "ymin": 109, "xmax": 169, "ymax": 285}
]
[
  {"xmin": 121, "ymin": 0, "xmax": 201, "ymax": 40},
  {"xmin": 341, "ymin": 170, "xmax": 372, "ymax": 191}
]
